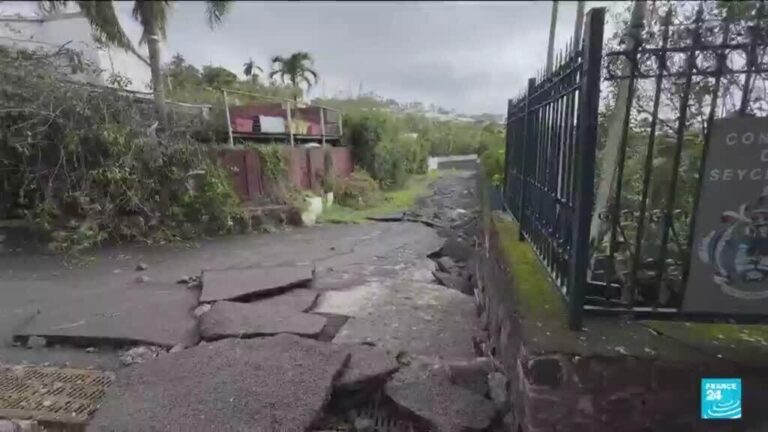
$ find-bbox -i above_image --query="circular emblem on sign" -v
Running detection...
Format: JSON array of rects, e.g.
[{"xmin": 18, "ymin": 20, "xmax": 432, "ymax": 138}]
[{"xmin": 698, "ymin": 187, "xmax": 768, "ymax": 299}]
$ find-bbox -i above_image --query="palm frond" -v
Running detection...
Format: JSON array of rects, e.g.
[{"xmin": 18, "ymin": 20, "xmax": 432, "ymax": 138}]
[
  {"xmin": 299, "ymin": 74, "xmax": 314, "ymax": 90},
  {"xmin": 302, "ymin": 67, "xmax": 318, "ymax": 84},
  {"xmin": 132, "ymin": 0, "xmax": 170, "ymax": 43},
  {"xmin": 293, "ymin": 51, "xmax": 313, "ymax": 64},
  {"xmin": 243, "ymin": 58, "xmax": 253, "ymax": 76},
  {"xmin": 205, "ymin": 0, "xmax": 232, "ymax": 28},
  {"xmin": 74, "ymin": 1, "xmax": 133, "ymax": 50}
]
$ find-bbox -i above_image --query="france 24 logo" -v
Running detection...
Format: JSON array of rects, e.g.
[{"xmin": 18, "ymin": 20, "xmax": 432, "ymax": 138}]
[{"xmin": 701, "ymin": 378, "xmax": 742, "ymax": 420}]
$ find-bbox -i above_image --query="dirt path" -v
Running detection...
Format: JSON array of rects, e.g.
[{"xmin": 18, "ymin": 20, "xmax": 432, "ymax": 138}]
[{"xmin": 0, "ymin": 167, "xmax": 505, "ymax": 432}]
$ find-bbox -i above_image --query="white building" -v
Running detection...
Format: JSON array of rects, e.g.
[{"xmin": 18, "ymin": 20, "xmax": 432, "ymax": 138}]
[{"xmin": 0, "ymin": 8, "xmax": 152, "ymax": 93}]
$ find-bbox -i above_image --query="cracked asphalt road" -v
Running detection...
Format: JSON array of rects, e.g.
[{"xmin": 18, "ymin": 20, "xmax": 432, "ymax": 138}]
[{"xmin": 1, "ymin": 168, "xmax": 491, "ymax": 432}]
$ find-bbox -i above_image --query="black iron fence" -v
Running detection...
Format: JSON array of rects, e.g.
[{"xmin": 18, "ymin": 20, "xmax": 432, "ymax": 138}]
[
  {"xmin": 504, "ymin": 2, "xmax": 768, "ymax": 328},
  {"xmin": 504, "ymin": 8, "xmax": 605, "ymax": 329}
]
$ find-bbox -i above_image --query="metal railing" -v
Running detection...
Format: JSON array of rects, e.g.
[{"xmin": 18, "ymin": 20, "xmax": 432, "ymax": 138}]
[
  {"xmin": 504, "ymin": 8, "xmax": 605, "ymax": 329},
  {"xmin": 503, "ymin": 2, "xmax": 768, "ymax": 328}
]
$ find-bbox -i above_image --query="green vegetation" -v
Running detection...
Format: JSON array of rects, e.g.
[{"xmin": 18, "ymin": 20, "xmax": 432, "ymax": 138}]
[
  {"xmin": 320, "ymin": 172, "xmax": 440, "ymax": 224},
  {"xmin": 0, "ymin": 46, "xmax": 244, "ymax": 253},
  {"xmin": 332, "ymin": 169, "xmax": 381, "ymax": 210},
  {"xmin": 479, "ymin": 130, "xmax": 505, "ymax": 186},
  {"xmin": 269, "ymin": 52, "xmax": 319, "ymax": 102},
  {"xmin": 252, "ymin": 145, "xmax": 287, "ymax": 181},
  {"xmin": 242, "ymin": 57, "xmax": 264, "ymax": 84},
  {"xmin": 343, "ymin": 111, "xmax": 427, "ymax": 189},
  {"xmin": 321, "ymin": 95, "xmax": 505, "ymax": 160}
]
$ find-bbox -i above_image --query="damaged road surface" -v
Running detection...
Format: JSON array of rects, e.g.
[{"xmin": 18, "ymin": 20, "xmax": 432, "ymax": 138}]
[
  {"xmin": 1, "ymin": 168, "xmax": 502, "ymax": 431},
  {"xmin": 88, "ymin": 334, "xmax": 351, "ymax": 432}
]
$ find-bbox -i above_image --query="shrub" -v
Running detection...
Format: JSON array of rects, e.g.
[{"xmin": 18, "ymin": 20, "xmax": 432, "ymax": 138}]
[
  {"xmin": 333, "ymin": 169, "xmax": 381, "ymax": 209},
  {"xmin": 479, "ymin": 140, "xmax": 505, "ymax": 186},
  {"xmin": 0, "ymin": 46, "xmax": 244, "ymax": 252},
  {"xmin": 401, "ymin": 134, "xmax": 428, "ymax": 175},
  {"xmin": 372, "ymin": 139, "xmax": 408, "ymax": 190}
]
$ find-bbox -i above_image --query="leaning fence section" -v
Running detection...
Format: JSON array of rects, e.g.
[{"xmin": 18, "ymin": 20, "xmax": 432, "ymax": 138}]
[
  {"xmin": 503, "ymin": 2, "xmax": 768, "ymax": 327},
  {"xmin": 590, "ymin": 1, "xmax": 768, "ymax": 315}
]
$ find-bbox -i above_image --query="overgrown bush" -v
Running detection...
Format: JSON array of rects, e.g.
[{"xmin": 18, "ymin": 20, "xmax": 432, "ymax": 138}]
[
  {"xmin": 400, "ymin": 134, "xmax": 428, "ymax": 175},
  {"xmin": 0, "ymin": 46, "xmax": 244, "ymax": 252},
  {"xmin": 479, "ymin": 140, "xmax": 505, "ymax": 186},
  {"xmin": 344, "ymin": 111, "xmax": 394, "ymax": 172},
  {"xmin": 333, "ymin": 169, "xmax": 381, "ymax": 209},
  {"xmin": 345, "ymin": 113, "xmax": 429, "ymax": 189}
]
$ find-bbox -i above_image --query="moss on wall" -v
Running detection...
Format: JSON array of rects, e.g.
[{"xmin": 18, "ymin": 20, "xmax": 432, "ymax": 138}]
[{"xmin": 492, "ymin": 213, "xmax": 569, "ymax": 326}]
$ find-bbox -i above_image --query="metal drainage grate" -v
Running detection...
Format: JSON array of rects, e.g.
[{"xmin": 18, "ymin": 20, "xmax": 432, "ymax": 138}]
[{"xmin": 0, "ymin": 366, "xmax": 114, "ymax": 424}]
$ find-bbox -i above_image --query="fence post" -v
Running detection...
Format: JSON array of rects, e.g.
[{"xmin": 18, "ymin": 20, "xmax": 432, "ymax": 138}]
[
  {"xmin": 222, "ymin": 89, "xmax": 234, "ymax": 147},
  {"xmin": 568, "ymin": 7, "xmax": 604, "ymax": 330},
  {"xmin": 518, "ymin": 78, "xmax": 536, "ymax": 241},
  {"xmin": 503, "ymin": 99, "xmax": 512, "ymax": 207}
]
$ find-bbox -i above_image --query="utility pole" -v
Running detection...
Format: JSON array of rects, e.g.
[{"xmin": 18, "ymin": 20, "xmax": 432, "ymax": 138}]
[
  {"xmin": 574, "ymin": 1, "xmax": 585, "ymax": 45},
  {"xmin": 589, "ymin": 0, "xmax": 647, "ymax": 256},
  {"xmin": 546, "ymin": 0, "xmax": 559, "ymax": 73}
]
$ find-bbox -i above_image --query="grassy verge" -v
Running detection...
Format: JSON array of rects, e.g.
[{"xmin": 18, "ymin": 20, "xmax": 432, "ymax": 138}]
[{"xmin": 319, "ymin": 171, "xmax": 442, "ymax": 224}]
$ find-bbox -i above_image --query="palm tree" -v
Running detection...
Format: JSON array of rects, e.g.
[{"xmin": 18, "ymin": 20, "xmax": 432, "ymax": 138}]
[
  {"xmin": 243, "ymin": 57, "xmax": 263, "ymax": 85},
  {"xmin": 40, "ymin": 0, "xmax": 232, "ymax": 126},
  {"xmin": 269, "ymin": 52, "xmax": 319, "ymax": 102}
]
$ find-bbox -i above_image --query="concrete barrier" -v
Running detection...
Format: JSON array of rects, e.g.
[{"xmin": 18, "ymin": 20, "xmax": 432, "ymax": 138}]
[{"xmin": 427, "ymin": 154, "xmax": 478, "ymax": 171}]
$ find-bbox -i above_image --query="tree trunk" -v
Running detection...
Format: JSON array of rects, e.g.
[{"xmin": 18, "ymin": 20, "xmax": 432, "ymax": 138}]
[
  {"xmin": 291, "ymin": 75, "xmax": 298, "ymax": 102},
  {"xmin": 546, "ymin": 0, "xmax": 559, "ymax": 73},
  {"xmin": 574, "ymin": 1, "xmax": 585, "ymax": 45},
  {"xmin": 146, "ymin": 24, "xmax": 168, "ymax": 126},
  {"xmin": 589, "ymin": 1, "xmax": 646, "ymax": 252}
]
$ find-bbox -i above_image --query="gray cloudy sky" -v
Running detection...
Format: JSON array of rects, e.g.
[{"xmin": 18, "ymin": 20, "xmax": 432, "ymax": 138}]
[
  {"xmin": 117, "ymin": 1, "xmax": 625, "ymax": 115},
  {"xmin": 4, "ymin": 1, "xmax": 624, "ymax": 114}
]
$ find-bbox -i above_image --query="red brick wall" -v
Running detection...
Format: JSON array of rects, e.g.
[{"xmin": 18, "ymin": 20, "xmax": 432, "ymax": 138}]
[{"xmin": 479, "ymin": 217, "xmax": 768, "ymax": 432}]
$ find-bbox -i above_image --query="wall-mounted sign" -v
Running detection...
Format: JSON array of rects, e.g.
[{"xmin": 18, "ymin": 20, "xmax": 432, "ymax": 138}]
[{"xmin": 684, "ymin": 117, "xmax": 768, "ymax": 314}]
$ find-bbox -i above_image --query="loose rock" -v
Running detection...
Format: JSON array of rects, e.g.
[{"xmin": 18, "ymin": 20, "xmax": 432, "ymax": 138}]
[
  {"xmin": 135, "ymin": 275, "xmax": 149, "ymax": 284},
  {"xmin": 353, "ymin": 417, "xmax": 374, "ymax": 431},
  {"xmin": 488, "ymin": 372, "xmax": 509, "ymax": 408},
  {"xmin": 26, "ymin": 336, "xmax": 46, "ymax": 349},
  {"xmin": 385, "ymin": 364, "xmax": 496, "ymax": 432},
  {"xmin": 119, "ymin": 345, "xmax": 163, "ymax": 366},
  {"xmin": 85, "ymin": 347, "xmax": 98, "ymax": 353},
  {"xmin": 432, "ymin": 271, "xmax": 472, "ymax": 295},
  {"xmin": 334, "ymin": 344, "xmax": 400, "ymax": 391},
  {"xmin": 135, "ymin": 263, "xmax": 149, "ymax": 271},
  {"xmin": 436, "ymin": 256, "xmax": 458, "ymax": 274},
  {"xmin": 443, "ymin": 357, "xmax": 492, "ymax": 396},
  {"xmin": 439, "ymin": 237, "xmax": 472, "ymax": 262},
  {"xmin": 0, "ymin": 420, "xmax": 36, "ymax": 432},
  {"xmin": 193, "ymin": 304, "xmax": 211, "ymax": 317}
]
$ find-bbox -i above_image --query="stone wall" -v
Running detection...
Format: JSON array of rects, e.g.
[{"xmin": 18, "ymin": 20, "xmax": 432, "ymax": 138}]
[{"xmin": 477, "ymin": 210, "xmax": 768, "ymax": 432}]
